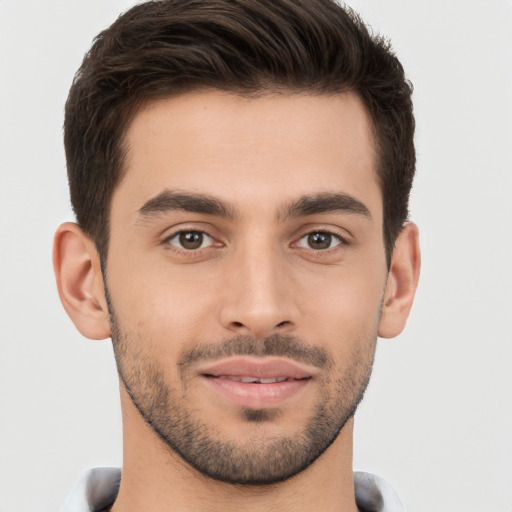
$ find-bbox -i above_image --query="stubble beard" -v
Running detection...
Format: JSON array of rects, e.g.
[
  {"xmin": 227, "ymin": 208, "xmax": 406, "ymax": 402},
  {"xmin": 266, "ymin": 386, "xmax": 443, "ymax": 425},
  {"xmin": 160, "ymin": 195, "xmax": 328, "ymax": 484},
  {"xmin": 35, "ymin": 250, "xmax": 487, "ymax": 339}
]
[{"xmin": 109, "ymin": 309, "xmax": 378, "ymax": 486}]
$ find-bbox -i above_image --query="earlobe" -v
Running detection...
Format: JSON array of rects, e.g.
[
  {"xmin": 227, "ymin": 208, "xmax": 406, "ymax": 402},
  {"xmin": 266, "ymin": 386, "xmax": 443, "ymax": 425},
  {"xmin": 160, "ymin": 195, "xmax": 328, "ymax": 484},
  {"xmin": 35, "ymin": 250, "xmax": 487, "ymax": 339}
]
[
  {"xmin": 378, "ymin": 222, "xmax": 421, "ymax": 339},
  {"xmin": 53, "ymin": 222, "xmax": 111, "ymax": 340}
]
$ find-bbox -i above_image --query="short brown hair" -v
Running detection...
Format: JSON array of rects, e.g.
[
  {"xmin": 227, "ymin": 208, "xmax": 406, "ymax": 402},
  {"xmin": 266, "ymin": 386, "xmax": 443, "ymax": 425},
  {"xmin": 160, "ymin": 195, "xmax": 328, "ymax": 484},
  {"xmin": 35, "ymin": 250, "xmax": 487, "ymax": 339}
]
[{"xmin": 64, "ymin": 0, "xmax": 415, "ymax": 263}]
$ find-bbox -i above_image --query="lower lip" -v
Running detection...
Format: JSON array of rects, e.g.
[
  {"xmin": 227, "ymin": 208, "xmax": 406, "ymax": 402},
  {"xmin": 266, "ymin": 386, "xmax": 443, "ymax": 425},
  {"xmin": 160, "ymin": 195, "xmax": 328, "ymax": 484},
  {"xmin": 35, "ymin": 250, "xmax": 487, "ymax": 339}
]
[{"xmin": 203, "ymin": 376, "xmax": 310, "ymax": 409}]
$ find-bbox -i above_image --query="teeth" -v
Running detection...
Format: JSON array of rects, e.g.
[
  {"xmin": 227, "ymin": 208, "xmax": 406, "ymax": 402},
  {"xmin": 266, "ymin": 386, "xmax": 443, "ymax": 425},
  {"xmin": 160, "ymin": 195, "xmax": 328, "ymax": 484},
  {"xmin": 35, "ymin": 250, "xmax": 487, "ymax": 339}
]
[
  {"xmin": 241, "ymin": 377, "xmax": 259, "ymax": 383},
  {"xmin": 218, "ymin": 376, "xmax": 288, "ymax": 383},
  {"xmin": 260, "ymin": 377, "xmax": 287, "ymax": 383}
]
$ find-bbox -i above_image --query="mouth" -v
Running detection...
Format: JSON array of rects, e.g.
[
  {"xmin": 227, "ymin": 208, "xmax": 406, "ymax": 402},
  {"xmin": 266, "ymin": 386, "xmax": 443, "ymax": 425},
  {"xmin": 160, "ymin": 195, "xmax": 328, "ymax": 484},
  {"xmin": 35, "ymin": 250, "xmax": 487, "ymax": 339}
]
[
  {"xmin": 197, "ymin": 357, "xmax": 314, "ymax": 409},
  {"xmin": 211, "ymin": 376, "xmax": 291, "ymax": 384}
]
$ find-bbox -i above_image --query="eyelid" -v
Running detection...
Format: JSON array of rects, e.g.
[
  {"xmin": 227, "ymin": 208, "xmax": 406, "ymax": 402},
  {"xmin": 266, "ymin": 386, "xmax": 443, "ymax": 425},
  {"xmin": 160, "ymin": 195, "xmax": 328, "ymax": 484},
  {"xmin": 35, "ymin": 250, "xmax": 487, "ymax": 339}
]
[
  {"xmin": 296, "ymin": 231, "xmax": 343, "ymax": 250},
  {"xmin": 159, "ymin": 223, "xmax": 350, "ymax": 255},
  {"xmin": 292, "ymin": 224, "xmax": 351, "ymax": 244},
  {"xmin": 160, "ymin": 222, "xmax": 225, "ymax": 255},
  {"xmin": 166, "ymin": 230, "xmax": 215, "ymax": 250},
  {"xmin": 160, "ymin": 222, "xmax": 220, "ymax": 242}
]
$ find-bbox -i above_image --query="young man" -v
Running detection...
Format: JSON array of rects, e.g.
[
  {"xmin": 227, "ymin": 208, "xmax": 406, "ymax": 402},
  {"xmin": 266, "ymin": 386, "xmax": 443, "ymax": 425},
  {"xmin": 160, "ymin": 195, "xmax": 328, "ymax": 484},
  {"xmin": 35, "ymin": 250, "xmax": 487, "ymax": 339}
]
[{"xmin": 53, "ymin": 0, "xmax": 420, "ymax": 510}]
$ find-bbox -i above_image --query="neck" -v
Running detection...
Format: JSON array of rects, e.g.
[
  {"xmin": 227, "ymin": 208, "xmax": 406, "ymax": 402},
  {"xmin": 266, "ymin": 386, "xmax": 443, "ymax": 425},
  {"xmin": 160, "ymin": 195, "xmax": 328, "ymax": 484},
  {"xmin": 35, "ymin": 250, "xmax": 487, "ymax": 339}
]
[{"xmin": 112, "ymin": 386, "xmax": 359, "ymax": 512}]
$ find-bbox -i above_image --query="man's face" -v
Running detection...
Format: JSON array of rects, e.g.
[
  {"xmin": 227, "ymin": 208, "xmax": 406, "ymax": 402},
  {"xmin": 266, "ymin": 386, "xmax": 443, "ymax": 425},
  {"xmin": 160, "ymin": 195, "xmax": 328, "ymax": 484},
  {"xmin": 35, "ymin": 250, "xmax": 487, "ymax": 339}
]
[{"xmin": 105, "ymin": 91, "xmax": 388, "ymax": 483}]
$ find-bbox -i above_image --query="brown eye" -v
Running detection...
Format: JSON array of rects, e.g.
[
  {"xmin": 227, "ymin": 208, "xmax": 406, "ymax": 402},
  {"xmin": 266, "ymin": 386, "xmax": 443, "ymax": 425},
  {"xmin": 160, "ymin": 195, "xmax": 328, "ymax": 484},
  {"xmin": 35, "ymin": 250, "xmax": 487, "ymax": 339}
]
[
  {"xmin": 298, "ymin": 232, "xmax": 341, "ymax": 250},
  {"xmin": 169, "ymin": 231, "xmax": 212, "ymax": 250}
]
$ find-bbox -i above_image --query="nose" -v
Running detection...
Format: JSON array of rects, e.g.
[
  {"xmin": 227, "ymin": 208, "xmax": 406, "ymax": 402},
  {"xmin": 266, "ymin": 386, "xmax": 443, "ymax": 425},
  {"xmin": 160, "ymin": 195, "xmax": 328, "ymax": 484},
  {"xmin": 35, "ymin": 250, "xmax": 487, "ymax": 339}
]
[{"xmin": 218, "ymin": 239, "xmax": 298, "ymax": 339}]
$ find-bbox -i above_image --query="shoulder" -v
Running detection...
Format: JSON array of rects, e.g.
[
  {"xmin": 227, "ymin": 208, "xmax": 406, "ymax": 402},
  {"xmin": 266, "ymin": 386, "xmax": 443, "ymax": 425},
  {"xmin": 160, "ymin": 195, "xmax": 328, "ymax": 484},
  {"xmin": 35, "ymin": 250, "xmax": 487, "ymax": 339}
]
[
  {"xmin": 59, "ymin": 467, "xmax": 121, "ymax": 512},
  {"xmin": 354, "ymin": 471, "xmax": 405, "ymax": 512}
]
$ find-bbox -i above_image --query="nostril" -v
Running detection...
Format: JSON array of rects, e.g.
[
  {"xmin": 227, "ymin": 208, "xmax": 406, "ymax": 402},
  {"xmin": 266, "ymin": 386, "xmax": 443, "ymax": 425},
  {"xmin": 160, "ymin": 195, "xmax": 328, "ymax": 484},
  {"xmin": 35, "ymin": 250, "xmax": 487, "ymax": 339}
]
[
  {"xmin": 233, "ymin": 321, "xmax": 244, "ymax": 327},
  {"xmin": 276, "ymin": 321, "xmax": 289, "ymax": 328}
]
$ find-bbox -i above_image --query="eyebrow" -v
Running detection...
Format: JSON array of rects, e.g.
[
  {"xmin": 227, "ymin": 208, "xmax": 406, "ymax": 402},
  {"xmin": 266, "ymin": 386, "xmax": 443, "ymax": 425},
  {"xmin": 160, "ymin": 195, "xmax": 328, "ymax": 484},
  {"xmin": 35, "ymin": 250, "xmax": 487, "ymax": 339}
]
[
  {"xmin": 281, "ymin": 192, "xmax": 372, "ymax": 221},
  {"xmin": 137, "ymin": 190, "xmax": 371, "ymax": 222},
  {"xmin": 138, "ymin": 190, "xmax": 235, "ymax": 219}
]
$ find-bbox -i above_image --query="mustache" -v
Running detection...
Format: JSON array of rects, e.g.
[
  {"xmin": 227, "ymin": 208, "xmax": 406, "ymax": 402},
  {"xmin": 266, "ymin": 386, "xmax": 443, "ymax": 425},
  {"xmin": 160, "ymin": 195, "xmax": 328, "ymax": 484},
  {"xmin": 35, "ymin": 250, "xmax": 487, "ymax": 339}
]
[{"xmin": 177, "ymin": 334, "xmax": 332, "ymax": 370}]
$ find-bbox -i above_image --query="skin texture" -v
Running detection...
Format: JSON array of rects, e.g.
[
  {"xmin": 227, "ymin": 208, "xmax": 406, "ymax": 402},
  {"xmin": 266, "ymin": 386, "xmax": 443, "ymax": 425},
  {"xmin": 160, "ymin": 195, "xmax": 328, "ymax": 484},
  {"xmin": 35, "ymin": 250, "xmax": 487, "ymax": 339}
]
[{"xmin": 54, "ymin": 91, "xmax": 420, "ymax": 512}]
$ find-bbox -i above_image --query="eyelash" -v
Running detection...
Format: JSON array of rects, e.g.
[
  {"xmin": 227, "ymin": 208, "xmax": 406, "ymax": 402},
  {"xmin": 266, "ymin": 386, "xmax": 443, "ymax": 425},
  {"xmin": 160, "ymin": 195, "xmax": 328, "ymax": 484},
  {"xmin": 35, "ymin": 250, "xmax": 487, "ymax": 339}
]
[
  {"xmin": 163, "ymin": 228, "xmax": 348, "ymax": 255},
  {"xmin": 296, "ymin": 230, "xmax": 346, "ymax": 251},
  {"xmin": 164, "ymin": 230, "xmax": 219, "ymax": 254}
]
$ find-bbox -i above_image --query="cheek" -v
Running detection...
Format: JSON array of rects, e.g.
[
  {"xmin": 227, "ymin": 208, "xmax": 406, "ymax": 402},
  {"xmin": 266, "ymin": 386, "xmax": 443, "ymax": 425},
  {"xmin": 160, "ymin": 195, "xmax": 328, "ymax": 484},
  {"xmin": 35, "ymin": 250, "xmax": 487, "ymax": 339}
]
[
  {"xmin": 299, "ymin": 266, "xmax": 385, "ymax": 346},
  {"xmin": 107, "ymin": 255, "xmax": 220, "ymax": 350}
]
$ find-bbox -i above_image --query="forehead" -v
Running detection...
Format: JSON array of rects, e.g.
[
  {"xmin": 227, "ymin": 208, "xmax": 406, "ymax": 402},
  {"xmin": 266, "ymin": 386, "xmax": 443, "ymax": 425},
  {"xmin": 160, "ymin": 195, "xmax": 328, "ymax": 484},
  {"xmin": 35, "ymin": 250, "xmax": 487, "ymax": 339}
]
[{"xmin": 114, "ymin": 90, "xmax": 381, "ymax": 220}]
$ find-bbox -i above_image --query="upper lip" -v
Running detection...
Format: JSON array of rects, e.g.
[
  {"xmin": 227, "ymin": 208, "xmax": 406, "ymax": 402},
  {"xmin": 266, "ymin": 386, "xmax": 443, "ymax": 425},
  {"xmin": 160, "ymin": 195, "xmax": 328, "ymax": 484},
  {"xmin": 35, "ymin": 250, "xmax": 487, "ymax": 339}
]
[{"xmin": 196, "ymin": 357, "xmax": 315, "ymax": 380}]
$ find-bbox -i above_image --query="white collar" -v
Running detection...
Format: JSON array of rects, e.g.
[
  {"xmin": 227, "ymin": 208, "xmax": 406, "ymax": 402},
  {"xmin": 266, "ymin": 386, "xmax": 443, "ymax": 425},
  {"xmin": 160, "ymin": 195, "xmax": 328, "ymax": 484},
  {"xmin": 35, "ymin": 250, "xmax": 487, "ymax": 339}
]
[{"xmin": 60, "ymin": 467, "xmax": 404, "ymax": 512}]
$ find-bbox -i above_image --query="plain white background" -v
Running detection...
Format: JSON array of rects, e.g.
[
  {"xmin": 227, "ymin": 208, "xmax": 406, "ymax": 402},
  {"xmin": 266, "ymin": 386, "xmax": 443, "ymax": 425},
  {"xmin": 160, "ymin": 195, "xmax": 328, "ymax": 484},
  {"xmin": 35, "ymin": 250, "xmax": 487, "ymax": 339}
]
[{"xmin": 0, "ymin": 1, "xmax": 511, "ymax": 510}]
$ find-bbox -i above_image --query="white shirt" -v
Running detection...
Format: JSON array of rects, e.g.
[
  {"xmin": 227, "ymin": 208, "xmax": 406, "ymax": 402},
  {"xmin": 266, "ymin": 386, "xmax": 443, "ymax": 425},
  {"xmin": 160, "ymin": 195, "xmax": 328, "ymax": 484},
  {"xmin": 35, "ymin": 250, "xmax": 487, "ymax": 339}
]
[{"xmin": 60, "ymin": 467, "xmax": 405, "ymax": 512}]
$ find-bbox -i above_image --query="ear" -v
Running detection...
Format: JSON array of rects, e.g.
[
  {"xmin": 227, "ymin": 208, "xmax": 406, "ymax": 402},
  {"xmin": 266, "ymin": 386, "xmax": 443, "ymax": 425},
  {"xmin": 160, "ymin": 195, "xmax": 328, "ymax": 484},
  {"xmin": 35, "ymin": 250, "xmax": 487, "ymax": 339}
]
[
  {"xmin": 378, "ymin": 222, "xmax": 421, "ymax": 339},
  {"xmin": 53, "ymin": 222, "xmax": 111, "ymax": 340}
]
